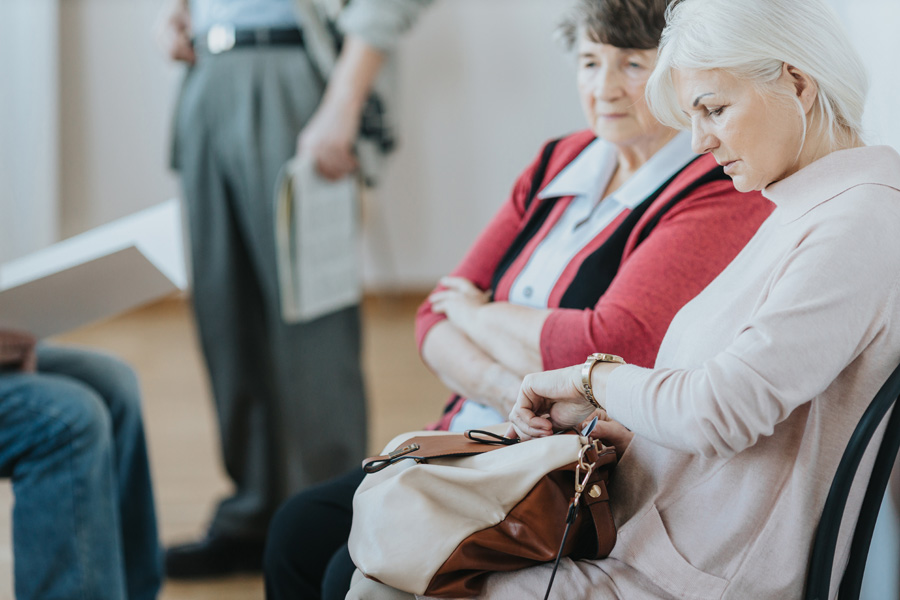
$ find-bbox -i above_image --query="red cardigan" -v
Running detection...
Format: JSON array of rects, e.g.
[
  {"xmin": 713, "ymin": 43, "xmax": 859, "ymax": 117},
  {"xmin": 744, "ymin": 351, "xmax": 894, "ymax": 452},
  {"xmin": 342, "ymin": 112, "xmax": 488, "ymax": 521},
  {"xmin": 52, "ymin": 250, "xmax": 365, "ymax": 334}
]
[{"xmin": 416, "ymin": 129, "xmax": 773, "ymax": 382}]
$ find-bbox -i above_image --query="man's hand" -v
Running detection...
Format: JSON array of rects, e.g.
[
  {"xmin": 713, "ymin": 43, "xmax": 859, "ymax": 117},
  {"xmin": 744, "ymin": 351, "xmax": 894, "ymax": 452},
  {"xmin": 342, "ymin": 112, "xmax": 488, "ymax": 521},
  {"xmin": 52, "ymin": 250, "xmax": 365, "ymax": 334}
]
[
  {"xmin": 157, "ymin": 0, "xmax": 195, "ymax": 64},
  {"xmin": 296, "ymin": 98, "xmax": 360, "ymax": 181},
  {"xmin": 0, "ymin": 330, "xmax": 37, "ymax": 373},
  {"xmin": 296, "ymin": 36, "xmax": 386, "ymax": 180}
]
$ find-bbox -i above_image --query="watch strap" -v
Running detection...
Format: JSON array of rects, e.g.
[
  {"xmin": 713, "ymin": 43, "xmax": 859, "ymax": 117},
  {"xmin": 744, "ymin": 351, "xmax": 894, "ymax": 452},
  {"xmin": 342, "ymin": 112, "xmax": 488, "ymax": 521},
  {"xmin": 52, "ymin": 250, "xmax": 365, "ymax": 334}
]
[{"xmin": 582, "ymin": 353, "xmax": 626, "ymax": 410}]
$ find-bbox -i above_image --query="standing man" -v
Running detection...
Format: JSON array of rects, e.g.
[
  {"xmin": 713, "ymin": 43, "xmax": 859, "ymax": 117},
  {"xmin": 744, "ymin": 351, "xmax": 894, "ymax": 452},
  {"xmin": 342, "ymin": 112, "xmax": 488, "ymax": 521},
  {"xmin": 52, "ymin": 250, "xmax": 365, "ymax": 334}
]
[{"xmin": 159, "ymin": 0, "xmax": 432, "ymax": 578}]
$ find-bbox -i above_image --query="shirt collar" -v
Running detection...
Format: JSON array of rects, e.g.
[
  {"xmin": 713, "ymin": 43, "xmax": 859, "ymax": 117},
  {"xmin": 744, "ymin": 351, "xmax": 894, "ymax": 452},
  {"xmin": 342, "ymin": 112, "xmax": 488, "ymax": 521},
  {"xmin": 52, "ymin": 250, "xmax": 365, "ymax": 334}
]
[
  {"xmin": 763, "ymin": 146, "xmax": 900, "ymax": 224},
  {"xmin": 536, "ymin": 138, "xmax": 617, "ymax": 203},
  {"xmin": 537, "ymin": 132, "xmax": 696, "ymax": 208}
]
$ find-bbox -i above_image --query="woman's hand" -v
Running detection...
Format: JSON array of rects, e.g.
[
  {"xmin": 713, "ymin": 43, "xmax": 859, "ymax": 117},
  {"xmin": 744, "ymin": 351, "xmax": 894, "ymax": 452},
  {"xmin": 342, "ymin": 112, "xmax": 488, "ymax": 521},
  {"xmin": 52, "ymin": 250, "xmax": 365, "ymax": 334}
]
[
  {"xmin": 428, "ymin": 277, "xmax": 490, "ymax": 330},
  {"xmin": 590, "ymin": 418, "xmax": 635, "ymax": 457},
  {"xmin": 0, "ymin": 330, "xmax": 37, "ymax": 373},
  {"xmin": 506, "ymin": 365, "xmax": 596, "ymax": 440}
]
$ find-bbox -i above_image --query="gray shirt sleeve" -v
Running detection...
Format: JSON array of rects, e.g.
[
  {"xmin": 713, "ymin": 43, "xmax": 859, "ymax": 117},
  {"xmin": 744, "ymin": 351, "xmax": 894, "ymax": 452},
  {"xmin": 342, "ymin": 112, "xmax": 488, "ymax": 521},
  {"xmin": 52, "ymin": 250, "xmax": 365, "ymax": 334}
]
[{"xmin": 338, "ymin": 0, "xmax": 435, "ymax": 51}]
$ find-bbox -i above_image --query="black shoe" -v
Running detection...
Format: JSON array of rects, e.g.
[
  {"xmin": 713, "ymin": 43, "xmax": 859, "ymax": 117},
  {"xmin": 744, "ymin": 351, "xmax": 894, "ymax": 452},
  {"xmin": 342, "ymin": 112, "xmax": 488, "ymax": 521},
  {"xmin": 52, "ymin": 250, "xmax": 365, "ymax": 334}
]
[{"xmin": 165, "ymin": 533, "xmax": 266, "ymax": 579}]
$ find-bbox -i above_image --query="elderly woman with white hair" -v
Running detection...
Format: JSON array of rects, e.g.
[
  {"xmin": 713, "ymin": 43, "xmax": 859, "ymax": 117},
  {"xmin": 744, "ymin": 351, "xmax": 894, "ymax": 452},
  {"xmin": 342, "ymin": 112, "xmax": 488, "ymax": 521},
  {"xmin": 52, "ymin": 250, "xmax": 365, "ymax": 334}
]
[{"xmin": 348, "ymin": 0, "xmax": 900, "ymax": 598}]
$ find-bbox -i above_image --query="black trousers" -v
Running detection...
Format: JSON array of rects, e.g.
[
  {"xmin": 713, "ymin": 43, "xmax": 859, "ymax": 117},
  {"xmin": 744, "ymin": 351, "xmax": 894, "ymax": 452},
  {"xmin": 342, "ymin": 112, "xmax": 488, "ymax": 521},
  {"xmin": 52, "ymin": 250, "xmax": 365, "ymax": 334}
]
[{"xmin": 264, "ymin": 468, "xmax": 366, "ymax": 600}]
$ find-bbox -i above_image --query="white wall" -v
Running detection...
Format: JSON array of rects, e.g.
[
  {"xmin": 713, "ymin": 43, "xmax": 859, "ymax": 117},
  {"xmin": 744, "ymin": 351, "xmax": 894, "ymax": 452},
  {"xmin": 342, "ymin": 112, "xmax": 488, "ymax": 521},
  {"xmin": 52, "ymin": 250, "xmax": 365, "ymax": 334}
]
[
  {"xmin": 50, "ymin": 0, "xmax": 584, "ymax": 290},
  {"xmin": 0, "ymin": 0, "xmax": 60, "ymax": 263},
  {"xmin": 6, "ymin": 0, "xmax": 900, "ymax": 288},
  {"xmin": 363, "ymin": 0, "xmax": 584, "ymax": 289},
  {"xmin": 825, "ymin": 0, "xmax": 900, "ymax": 150},
  {"xmin": 58, "ymin": 0, "xmax": 182, "ymax": 238}
]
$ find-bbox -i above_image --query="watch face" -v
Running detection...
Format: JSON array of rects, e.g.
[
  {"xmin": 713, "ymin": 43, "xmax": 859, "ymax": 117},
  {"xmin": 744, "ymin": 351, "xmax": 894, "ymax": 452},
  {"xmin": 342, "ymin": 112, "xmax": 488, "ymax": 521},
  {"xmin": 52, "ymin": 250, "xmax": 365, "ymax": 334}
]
[{"xmin": 589, "ymin": 353, "xmax": 624, "ymax": 364}]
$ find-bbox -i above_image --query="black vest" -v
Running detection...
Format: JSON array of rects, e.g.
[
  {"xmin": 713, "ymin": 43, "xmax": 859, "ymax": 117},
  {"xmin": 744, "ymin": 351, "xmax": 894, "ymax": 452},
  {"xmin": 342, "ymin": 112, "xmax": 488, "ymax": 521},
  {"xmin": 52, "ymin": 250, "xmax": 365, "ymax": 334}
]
[{"xmin": 490, "ymin": 139, "xmax": 729, "ymax": 309}]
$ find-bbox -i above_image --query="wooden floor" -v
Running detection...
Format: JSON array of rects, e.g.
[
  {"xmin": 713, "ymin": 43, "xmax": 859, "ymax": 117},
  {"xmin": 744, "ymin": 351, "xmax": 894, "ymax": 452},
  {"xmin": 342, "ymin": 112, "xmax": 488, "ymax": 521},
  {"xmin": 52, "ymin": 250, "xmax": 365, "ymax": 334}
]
[{"xmin": 0, "ymin": 293, "xmax": 448, "ymax": 600}]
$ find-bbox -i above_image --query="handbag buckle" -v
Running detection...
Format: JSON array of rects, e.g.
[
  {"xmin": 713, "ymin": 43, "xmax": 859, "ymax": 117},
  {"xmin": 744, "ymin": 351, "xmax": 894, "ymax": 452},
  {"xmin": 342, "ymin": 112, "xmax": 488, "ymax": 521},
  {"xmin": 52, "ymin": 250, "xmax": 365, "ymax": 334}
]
[
  {"xmin": 388, "ymin": 443, "xmax": 420, "ymax": 459},
  {"xmin": 207, "ymin": 24, "xmax": 236, "ymax": 54},
  {"xmin": 574, "ymin": 462, "xmax": 595, "ymax": 495},
  {"xmin": 574, "ymin": 440, "xmax": 602, "ymax": 494}
]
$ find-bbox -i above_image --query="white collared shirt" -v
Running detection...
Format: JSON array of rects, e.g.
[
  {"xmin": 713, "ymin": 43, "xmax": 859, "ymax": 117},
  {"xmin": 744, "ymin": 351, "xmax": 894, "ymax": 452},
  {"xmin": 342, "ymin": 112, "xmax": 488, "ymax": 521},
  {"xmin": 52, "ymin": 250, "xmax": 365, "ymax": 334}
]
[{"xmin": 507, "ymin": 131, "xmax": 696, "ymax": 308}]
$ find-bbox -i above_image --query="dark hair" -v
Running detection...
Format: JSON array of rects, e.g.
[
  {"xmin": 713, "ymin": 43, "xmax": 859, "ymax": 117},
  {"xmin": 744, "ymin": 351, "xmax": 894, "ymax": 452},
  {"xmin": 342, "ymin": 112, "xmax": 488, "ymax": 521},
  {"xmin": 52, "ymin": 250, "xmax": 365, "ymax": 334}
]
[{"xmin": 559, "ymin": 0, "xmax": 670, "ymax": 50}]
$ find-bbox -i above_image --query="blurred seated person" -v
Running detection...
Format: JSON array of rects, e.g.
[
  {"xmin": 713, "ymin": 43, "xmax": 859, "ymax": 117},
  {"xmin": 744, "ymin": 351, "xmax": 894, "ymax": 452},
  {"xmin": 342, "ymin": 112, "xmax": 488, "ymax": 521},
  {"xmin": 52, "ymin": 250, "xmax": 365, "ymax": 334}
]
[
  {"xmin": 0, "ymin": 330, "xmax": 161, "ymax": 600},
  {"xmin": 262, "ymin": 0, "xmax": 773, "ymax": 598}
]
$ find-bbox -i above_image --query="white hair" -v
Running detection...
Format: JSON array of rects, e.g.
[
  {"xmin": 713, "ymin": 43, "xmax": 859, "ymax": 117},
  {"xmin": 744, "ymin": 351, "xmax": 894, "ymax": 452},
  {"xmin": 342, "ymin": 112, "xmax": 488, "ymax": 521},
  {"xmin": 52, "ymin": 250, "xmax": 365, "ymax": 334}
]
[{"xmin": 646, "ymin": 0, "xmax": 868, "ymax": 146}]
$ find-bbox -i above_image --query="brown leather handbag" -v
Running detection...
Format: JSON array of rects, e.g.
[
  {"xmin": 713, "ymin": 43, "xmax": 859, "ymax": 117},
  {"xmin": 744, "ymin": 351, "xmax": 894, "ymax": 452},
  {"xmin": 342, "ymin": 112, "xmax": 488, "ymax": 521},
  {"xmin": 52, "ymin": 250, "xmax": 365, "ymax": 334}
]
[{"xmin": 348, "ymin": 428, "xmax": 617, "ymax": 598}]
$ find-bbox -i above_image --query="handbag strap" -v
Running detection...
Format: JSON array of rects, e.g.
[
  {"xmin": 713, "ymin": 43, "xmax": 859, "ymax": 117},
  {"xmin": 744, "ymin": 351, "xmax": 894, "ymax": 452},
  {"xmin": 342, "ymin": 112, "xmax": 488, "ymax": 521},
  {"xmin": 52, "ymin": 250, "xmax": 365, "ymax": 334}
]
[
  {"xmin": 545, "ymin": 502, "xmax": 579, "ymax": 600},
  {"xmin": 362, "ymin": 429, "xmax": 607, "ymax": 473},
  {"xmin": 363, "ymin": 433, "xmax": 512, "ymax": 473},
  {"xmin": 544, "ymin": 443, "xmax": 616, "ymax": 599},
  {"xmin": 465, "ymin": 429, "xmax": 519, "ymax": 445}
]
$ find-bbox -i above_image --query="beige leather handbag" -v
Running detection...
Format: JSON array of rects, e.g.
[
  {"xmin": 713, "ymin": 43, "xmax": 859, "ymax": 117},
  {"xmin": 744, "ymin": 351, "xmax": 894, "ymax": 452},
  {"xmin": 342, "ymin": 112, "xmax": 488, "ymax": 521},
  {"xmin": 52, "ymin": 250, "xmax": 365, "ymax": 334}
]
[{"xmin": 348, "ymin": 428, "xmax": 617, "ymax": 598}]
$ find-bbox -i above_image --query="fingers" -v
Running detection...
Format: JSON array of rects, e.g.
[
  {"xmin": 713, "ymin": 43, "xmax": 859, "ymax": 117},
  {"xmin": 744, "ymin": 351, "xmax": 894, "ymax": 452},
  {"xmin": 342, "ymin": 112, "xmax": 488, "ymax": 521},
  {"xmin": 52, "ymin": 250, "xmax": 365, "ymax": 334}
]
[
  {"xmin": 428, "ymin": 288, "xmax": 486, "ymax": 324},
  {"xmin": 427, "ymin": 290, "xmax": 454, "ymax": 304},
  {"xmin": 515, "ymin": 367, "xmax": 597, "ymax": 432},
  {"xmin": 298, "ymin": 131, "xmax": 358, "ymax": 180},
  {"xmin": 439, "ymin": 276, "xmax": 479, "ymax": 293},
  {"xmin": 296, "ymin": 101, "xmax": 360, "ymax": 179},
  {"xmin": 437, "ymin": 276, "xmax": 465, "ymax": 292},
  {"xmin": 314, "ymin": 151, "xmax": 359, "ymax": 181},
  {"xmin": 508, "ymin": 377, "xmax": 559, "ymax": 440},
  {"xmin": 427, "ymin": 290, "xmax": 453, "ymax": 316},
  {"xmin": 429, "ymin": 279, "xmax": 488, "ymax": 321},
  {"xmin": 508, "ymin": 379, "xmax": 551, "ymax": 440},
  {"xmin": 588, "ymin": 419, "xmax": 635, "ymax": 455},
  {"xmin": 170, "ymin": 37, "xmax": 196, "ymax": 63},
  {"xmin": 159, "ymin": 2, "xmax": 195, "ymax": 63},
  {"xmin": 427, "ymin": 289, "xmax": 471, "ymax": 308},
  {"xmin": 508, "ymin": 409, "xmax": 553, "ymax": 441},
  {"xmin": 508, "ymin": 366, "xmax": 613, "ymax": 440}
]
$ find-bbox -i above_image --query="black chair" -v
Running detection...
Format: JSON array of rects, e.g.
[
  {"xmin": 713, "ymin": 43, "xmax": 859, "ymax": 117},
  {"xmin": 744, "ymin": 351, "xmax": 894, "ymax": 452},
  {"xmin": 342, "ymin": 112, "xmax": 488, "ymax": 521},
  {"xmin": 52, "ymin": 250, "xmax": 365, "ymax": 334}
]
[{"xmin": 805, "ymin": 360, "xmax": 900, "ymax": 600}]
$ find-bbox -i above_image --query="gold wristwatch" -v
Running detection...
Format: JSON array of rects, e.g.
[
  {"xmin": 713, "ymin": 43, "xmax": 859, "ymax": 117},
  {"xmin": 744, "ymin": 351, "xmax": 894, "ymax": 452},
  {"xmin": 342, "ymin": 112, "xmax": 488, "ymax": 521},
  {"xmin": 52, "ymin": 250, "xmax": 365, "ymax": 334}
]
[{"xmin": 581, "ymin": 353, "xmax": 626, "ymax": 410}]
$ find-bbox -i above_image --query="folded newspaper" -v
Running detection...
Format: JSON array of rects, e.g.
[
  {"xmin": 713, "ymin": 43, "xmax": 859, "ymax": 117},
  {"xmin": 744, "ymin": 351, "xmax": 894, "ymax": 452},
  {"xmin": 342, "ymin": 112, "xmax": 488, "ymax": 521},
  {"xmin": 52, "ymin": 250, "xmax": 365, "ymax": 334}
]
[
  {"xmin": 0, "ymin": 199, "xmax": 187, "ymax": 338},
  {"xmin": 274, "ymin": 155, "xmax": 362, "ymax": 323}
]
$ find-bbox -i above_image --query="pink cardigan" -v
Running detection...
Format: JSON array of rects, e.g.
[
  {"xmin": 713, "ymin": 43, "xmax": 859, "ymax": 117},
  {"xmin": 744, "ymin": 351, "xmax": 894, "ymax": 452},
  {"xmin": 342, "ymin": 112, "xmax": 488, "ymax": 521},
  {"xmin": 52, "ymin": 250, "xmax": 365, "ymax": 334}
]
[
  {"xmin": 415, "ymin": 131, "xmax": 772, "ymax": 369},
  {"xmin": 467, "ymin": 147, "xmax": 900, "ymax": 599}
]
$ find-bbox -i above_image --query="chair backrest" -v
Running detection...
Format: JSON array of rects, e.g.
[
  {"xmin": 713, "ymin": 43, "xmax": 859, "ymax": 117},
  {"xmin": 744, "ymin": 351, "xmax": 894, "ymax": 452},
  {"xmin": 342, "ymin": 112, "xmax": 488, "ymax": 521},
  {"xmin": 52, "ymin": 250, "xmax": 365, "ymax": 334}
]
[{"xmin": 805, "ymin": 360, "xmax": 900, "ymax": 600}]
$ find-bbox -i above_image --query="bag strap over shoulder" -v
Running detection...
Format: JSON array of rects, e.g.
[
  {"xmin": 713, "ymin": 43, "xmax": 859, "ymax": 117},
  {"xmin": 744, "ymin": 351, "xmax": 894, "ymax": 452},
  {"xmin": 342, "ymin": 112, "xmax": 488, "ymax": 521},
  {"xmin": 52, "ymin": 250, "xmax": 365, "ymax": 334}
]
[{"xmin": 544, "ymin": 441, "xmax": 617, "ymax": 599}]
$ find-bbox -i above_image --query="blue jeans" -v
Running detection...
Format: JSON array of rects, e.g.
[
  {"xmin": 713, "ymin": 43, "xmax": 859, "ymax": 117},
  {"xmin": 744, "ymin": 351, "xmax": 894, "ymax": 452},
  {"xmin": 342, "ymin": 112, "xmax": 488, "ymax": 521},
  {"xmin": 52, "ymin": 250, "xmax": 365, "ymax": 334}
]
[{"xmin": 0, "ymin": 346, "xmax": 162, "ymax": 600}]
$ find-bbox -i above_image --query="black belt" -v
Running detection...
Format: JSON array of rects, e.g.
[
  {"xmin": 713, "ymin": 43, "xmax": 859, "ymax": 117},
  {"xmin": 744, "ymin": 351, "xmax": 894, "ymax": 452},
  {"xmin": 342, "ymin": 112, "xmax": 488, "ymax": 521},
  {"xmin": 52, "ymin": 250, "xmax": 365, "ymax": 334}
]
[{"xmin": 196, "ymin": 25, "xmax": 304, "ymax": 54}]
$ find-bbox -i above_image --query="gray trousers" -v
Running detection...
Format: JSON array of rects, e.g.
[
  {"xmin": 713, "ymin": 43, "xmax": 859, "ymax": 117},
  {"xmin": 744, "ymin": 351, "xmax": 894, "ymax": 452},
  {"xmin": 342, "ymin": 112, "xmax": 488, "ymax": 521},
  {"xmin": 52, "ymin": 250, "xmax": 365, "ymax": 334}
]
[{"xmin": 172, "ymin": 45, "xmax": 368, "ymax": 538}]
